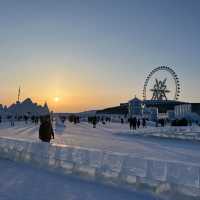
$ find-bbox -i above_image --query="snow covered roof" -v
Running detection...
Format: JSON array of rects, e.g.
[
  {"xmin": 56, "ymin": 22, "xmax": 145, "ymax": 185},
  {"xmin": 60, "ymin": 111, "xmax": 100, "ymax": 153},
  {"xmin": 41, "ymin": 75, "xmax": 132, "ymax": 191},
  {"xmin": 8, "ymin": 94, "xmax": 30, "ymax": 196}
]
[
  {"xmin": 0, "ymin": 98, "xmax": 49, "ymax": 116},
  {"xmin": 128, "ymin": 97, "xmax": 142, "ymax": 104}
]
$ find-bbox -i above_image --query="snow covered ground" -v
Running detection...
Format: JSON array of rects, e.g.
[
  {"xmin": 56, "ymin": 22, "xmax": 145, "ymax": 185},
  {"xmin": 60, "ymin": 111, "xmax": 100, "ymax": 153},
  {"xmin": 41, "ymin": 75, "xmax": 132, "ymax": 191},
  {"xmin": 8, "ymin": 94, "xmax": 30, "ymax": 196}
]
[
  {"xmin": 0, "ymin": 158, "xmax": 160, "ymax": 200},
  {"xmin": 0, "ymin": 121, "xmax": 200, "ymax": 165}
]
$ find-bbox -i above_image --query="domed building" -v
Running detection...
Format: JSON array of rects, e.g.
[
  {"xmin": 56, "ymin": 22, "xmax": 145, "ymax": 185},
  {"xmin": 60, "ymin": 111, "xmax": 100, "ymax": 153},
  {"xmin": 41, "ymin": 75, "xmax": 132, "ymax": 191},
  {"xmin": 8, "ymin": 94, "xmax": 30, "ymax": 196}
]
[
  {"xmin": 0, "ymin": 98, "xmax": 50, "ymax": 120},
  {"xmin": 128, "ymin": 96, "xmax": 143, "ymax": 117}
]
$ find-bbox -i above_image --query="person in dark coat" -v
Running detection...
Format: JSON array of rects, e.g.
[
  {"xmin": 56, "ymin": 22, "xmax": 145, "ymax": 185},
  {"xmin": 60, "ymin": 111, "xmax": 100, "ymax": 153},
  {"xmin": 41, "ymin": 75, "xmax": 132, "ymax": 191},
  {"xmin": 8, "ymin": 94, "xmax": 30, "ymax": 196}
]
[
  {"xmin": 142, "ymin": 118, "xmax": 146, "ymax": 128},
  {"xmin": 133, "ymin": 117, "xmax": 137, "ymax": 130},
  {"xmin": 92, "ymin": 116, "xmax": 97, "ymax": 128},
  {"xmin": 137, "ymin": 118, "xmax": 140, "ymax": 129},
  {"xmin": 39, "ymin": 116, "xmax": 54, "ymax": 143},
  {"xmin": 10, "ymin": 116, "xmax": 15, "ymax": 127},
  {"xmin": 129, "ymin": 117, "xmax": 133, "ymax": 130}
]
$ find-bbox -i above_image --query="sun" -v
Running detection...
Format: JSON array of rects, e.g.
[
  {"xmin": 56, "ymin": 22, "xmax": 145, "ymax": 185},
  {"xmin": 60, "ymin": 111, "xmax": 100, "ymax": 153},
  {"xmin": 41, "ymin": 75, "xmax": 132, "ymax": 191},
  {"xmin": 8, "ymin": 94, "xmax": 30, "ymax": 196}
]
[{"xmin": 53, "ymin": 96, "xmax": 60, "ymax": 102}]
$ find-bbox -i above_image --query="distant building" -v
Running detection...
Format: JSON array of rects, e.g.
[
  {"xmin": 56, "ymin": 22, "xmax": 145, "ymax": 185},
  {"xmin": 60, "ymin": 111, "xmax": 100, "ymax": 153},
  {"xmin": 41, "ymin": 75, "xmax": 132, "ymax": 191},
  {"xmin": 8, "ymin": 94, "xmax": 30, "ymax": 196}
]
[
  {"xmin": 174, "ymin": 104, "xmax": 200, "ymax": 122},
  {"xmin": 191, "ymin": 103, "xmax": 200, "ymax": 116},
  {"xmin": 174, "ymin": 104, "xmax": 192, "ymax": 118},
  {"xmin": 128, "ymin": 97, "xmax": 143, "ymax": 117},
  {"xmin": 143, "ymin": 107, "xmax": 158, "ymax": 121},
  {"xmin": 97, "ymin": 96, "xmax": 200, "ymax": 121},
  {"xmin": 167, "ymin": 110, "xmax": 175, "ymax": 120},
  {"xmin": 149, "ymin": 107, "xmax": 158, "ymax": 121},
  {"xmin": 0, "ymin": 98, "xmax": 50, "ymax": 119}
]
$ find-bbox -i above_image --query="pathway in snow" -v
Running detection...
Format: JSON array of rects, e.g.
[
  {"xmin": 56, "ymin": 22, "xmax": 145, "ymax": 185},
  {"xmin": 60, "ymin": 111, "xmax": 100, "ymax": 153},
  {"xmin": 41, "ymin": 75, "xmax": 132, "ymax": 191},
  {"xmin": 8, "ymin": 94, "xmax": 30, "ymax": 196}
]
[
  {"xmin": 0, "ymin": 159, "xmax": 160, "ymax": 200},
  {"xmin": 0, "ymin": 121, "xmax": 200, "ymax": 164}
]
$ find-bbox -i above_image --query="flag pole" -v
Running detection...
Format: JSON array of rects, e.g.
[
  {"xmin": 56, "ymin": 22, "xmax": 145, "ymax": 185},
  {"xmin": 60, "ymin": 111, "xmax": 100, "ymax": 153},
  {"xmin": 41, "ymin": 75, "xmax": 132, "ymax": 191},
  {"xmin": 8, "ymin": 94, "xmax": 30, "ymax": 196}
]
[{"xmin": 18, "ymin": 86, "xmax": 21, "ymax": 102}]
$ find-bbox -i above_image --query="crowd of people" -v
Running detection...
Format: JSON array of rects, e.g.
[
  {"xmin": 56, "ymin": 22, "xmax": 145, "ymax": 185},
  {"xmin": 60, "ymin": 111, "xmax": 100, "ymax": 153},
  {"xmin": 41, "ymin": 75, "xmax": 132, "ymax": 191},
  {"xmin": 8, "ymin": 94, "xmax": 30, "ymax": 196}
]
[
  {"xmin": 40, "ymin": 115, "xmax": 147, "ymax": 142},
  {"xmin": 0, "ymin": 114, "xmax": 54, "ymax": 143},
  {"xmin": 0, "ymin": 113, "xmax": 150, "ymax": 144},
  {"xmin": 128, "ymin": 117, "xmax": 146, "ymax": 130},
  {"xmin": 1, "ymin": 112, "xmax": 198, "ymax": 145}
]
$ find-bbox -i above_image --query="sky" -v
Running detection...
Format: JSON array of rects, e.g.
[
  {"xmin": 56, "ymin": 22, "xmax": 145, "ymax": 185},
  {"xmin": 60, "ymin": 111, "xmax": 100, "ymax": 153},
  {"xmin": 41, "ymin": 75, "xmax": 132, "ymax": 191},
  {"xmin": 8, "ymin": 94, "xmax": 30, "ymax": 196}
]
[{"xmin": 0, "ymin": 0, "xmax": 200, "ymax": 112}]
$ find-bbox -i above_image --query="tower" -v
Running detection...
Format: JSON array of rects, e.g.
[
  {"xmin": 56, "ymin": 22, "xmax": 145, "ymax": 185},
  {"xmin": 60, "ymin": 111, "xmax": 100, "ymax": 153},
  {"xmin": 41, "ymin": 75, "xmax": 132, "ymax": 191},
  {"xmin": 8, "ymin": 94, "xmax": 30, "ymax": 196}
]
[{"xmin": 17, "ymin": 86, "xmax": 21, "ymax": 103}]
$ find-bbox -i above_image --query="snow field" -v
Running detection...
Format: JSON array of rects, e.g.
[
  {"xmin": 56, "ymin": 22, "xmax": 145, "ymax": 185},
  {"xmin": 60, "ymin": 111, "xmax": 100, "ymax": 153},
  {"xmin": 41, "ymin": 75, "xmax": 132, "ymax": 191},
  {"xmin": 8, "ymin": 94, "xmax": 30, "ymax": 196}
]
[
  {"xmin": 0, "ymin": 137, "xmax": 199, "ymax": 199},
  {"xmin": 0, "ymin": 159, "xmax": 160, "ymax": 200},
  {"xmin": 1, "ymin": 121, "xmax": 200, "ymax": 165}
]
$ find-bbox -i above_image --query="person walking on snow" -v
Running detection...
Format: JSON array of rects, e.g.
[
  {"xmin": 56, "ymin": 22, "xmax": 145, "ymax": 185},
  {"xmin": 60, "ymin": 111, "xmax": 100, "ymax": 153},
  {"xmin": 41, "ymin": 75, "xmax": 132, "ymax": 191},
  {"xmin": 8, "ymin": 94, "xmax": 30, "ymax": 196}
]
[
  {"xmin": 137, "ymin": 118, "xmax": 140, "ymax": 129},
  {"xmin": 142, "ymin": 118, "xmax": 146, "ymax": 128},
  {"xmin": 39, "ymin": 115, "xmax": 54, "ymax": 143}
]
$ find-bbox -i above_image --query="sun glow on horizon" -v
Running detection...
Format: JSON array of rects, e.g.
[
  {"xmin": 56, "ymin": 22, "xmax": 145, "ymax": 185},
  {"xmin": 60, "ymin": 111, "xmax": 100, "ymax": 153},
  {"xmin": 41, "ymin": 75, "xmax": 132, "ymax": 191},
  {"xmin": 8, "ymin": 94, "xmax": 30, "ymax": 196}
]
[{"xmin": 53, "ymin": 96, "xmax": 60, "ymax": 102}]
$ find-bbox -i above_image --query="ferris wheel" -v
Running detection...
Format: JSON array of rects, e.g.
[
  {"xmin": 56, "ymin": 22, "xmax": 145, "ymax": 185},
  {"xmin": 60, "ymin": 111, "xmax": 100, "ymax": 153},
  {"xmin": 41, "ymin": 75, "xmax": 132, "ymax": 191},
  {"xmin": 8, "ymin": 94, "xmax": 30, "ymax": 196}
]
[{"xmin": 143, "ymin": 66, "xmax": 181, "ymax": 101}]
